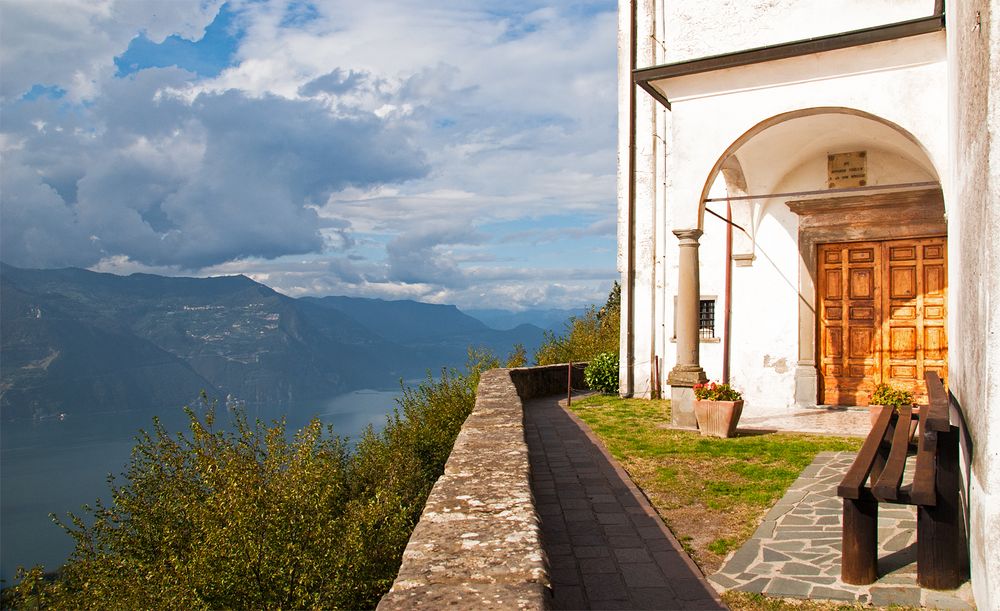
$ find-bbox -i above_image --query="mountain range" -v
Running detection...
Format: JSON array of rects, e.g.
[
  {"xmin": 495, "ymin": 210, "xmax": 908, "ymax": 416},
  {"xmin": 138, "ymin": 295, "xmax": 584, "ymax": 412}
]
[
  {"xmin": 463, "ymin": 307, "xmax": 586, "ymax": 332},
  {"xmin": 0, "ymin": 264, "xmax": 545, "ymax": 421}
]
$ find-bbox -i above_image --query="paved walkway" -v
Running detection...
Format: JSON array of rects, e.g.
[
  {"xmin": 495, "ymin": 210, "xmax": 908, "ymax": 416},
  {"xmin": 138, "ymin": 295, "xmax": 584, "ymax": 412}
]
[
  {"xmin": 711, "ymin": 451, "xmax": 975, "ymax": 609},
  {"xmin": 739, "ymin": 404, "xmax": 873, "ymax": 436},
  {"xmin": 524, "ymin": 396, "xmax": 725, "ymax": 610}
]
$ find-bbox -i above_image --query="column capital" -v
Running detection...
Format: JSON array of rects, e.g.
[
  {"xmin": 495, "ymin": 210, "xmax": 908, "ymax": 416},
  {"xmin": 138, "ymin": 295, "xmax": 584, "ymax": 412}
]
[{"xmin": 672, "ymin": 228, "xmax": 703, "ymax": 244}]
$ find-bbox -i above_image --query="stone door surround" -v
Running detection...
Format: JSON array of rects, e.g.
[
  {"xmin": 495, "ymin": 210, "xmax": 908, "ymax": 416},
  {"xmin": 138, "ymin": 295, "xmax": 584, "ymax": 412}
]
[{"xmin": 787, "ymin": 188, "xmax": 946, "ymax": 407}]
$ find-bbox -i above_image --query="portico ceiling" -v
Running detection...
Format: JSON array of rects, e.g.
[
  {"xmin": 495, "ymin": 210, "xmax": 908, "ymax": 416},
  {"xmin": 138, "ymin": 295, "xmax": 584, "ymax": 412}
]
[{"xmin": 728, "ymin": 111, "xmax": 939, "ymax": 193}]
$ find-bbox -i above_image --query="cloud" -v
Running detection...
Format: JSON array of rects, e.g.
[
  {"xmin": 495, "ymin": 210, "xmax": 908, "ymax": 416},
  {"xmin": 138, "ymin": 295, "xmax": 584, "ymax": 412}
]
[
  {"xmin": 0, "ymin": 0, "xmax": 226, "ymax": 101},
  {"xmin": 2, "ymin": 71, "xmax": 428, "ymax": 269},
  {"xmin": 299, "ymin": 68, "xmax": 369, "ymax": 97},
  {"xmin": 1, "ymin": 0, "xmax": 619, "ymax": 309},
  {"xmin": 385, "ymin": 222, "xmax": 488, "ymax": 288}
]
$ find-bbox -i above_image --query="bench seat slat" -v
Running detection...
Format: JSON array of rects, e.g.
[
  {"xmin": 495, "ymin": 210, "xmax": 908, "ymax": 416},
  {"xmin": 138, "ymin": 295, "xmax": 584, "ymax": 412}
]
[
  {"xmin": 911, "ymin": 403, "xmax": 938, "ymax": 507},
  {"xmin": 924, "ymin": 370, "xmax": 950, "ymax": 433},
  {"xmin": 872, "ymin": 405, "xmax": 913, "ymax": 502},
  {"xmin": 837, "ymin": 405, "xmax": 894, "ymax": 500}
]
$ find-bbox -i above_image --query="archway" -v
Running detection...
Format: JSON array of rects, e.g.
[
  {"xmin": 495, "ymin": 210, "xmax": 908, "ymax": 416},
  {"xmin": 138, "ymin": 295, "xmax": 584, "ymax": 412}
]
[{"xmin": 694, "ymin": 108, "xmax": 946, "ymax": 407}]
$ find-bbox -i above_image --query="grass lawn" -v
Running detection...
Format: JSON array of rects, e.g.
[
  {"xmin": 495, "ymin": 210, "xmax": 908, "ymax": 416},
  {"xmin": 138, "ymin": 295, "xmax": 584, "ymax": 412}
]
[{"xmin": 568, "ymin": 395, "xmax": 863, "ymax": 579}]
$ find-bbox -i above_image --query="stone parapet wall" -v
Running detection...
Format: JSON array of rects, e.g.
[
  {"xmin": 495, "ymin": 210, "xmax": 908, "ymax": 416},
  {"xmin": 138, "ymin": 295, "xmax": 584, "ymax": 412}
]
[
  {"xmin": 377, "ymin": 364, "xmax": 586, "ymax": 610},
  {"xmin": 510, "ymin": 363, "xmax": 587, "ymax": 400}
]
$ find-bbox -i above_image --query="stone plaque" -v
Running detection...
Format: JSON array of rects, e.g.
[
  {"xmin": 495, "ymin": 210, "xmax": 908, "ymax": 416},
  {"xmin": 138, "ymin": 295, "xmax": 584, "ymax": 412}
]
[{"xmin": 828, "ymin": 151, "xmax": 867, "ymax": 188}]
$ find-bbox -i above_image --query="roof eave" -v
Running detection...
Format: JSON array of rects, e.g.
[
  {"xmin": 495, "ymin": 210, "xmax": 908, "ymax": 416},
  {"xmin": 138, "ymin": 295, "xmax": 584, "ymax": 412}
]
[{"xmin": 632, "ymin": 13, "xmax": 946, "ymax": 109}]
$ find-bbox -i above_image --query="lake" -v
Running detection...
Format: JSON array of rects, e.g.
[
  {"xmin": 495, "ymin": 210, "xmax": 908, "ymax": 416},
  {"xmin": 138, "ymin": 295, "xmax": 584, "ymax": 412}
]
[{"xmin": 0, "ymin": 387, "xmax": 404, "ymax": 585}]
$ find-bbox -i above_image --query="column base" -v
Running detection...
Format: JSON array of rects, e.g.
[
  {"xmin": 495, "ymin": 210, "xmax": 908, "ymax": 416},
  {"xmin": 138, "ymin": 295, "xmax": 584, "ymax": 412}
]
[
  {"xmin": 667, "ymin": 366, "xmax": 706, "ymax": 430},
  {"xmin": 666, "ymin": 366, "xmax": 708, "ymax": 387},
  {"xmin": 670, "ymin": 386, "xmax": 699, "ymax": 429},
  {"xmin": 794, "ymin": 362, "xmax": 819, "ymax": 408}
]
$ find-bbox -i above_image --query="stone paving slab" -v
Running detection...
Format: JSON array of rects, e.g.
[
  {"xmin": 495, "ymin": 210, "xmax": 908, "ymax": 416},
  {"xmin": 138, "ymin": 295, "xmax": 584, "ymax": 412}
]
[
  {"xmin": 711, "ymin": 452, "xmax": 976, "ymax": 609},
  {"xmin": 525, "ymin": 396, "xmax": 726, "ymax": 610},
  {"xmin": 738, "ymin": 406, "xmax": 872, "ymax": 437}
]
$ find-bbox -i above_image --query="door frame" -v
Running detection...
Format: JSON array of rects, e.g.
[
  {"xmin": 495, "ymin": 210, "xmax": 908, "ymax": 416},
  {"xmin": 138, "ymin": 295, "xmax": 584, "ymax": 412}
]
[{"xmin": 786, "ymin": 187, "xmax": 946, "ymax": 406}]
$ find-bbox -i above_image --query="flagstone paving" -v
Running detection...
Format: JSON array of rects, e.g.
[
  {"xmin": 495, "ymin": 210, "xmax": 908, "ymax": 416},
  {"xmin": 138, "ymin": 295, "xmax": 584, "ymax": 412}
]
[{"xmin": 711, "ymin": 451, "xmax": 976, "ymax": 609}]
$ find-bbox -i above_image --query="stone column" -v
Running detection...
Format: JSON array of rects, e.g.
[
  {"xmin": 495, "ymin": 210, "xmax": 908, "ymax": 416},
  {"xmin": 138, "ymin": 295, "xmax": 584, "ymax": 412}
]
[
  {"xmin": 794, "ymin": 239, "xmax": 818, "ymax": 407},
  {"xmin": 668, "ymin": 229, "xmax": 708, "ymax": 428}
]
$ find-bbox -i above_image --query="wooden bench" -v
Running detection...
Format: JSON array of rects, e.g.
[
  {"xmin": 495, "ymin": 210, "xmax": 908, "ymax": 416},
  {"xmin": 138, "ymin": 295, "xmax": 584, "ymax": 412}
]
[{"xmin": 836, "ymin": 371, "xmax": 965, "ymax": 589}]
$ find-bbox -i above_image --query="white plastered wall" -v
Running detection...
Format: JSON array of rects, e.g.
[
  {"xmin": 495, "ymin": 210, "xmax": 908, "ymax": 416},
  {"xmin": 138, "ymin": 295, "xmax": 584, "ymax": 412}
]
[
  {"xmin": 652, "ymin": 37, "xmax": 947, "ymax": 408},
  {"xmin": 947, "ymin": 0, "xmax": 1000, "ymax": 607},
  {"xmin": 662, "ymin": 0, "xmax": 936, "ymax": 63}
]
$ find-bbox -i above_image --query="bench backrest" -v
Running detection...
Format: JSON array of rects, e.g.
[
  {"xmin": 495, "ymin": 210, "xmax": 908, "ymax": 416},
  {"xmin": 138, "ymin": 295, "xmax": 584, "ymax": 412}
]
[{"xmin": 837, "ymin": 371, "xmax": 949, "ymax": 506}]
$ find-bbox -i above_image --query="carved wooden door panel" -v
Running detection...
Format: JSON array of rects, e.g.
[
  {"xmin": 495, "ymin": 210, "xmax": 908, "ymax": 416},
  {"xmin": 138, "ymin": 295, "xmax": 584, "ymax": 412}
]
[
  {"xmin": 818, "ymin": 237, "xmax": 948, "ymax": 405},
  {"xmin": 818, "ymin": 242, "xmax": 882, "ymax": 405},
  {"xmin": 881, "ymin": 237, "xmax": 948, "ymax": 403}
]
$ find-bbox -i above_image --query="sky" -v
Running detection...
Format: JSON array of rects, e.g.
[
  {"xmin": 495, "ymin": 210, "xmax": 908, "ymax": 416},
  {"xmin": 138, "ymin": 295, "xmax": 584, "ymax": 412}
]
[{"xmin": 0, "ymin": 0, "xmax": 619, "ymax": 311}]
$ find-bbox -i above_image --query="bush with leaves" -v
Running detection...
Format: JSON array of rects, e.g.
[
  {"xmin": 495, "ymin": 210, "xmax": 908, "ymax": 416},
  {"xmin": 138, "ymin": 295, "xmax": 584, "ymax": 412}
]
[
  {"xmin": 6, "ymin": 346, "xmax": 514, "ymax": 610},
  {"xmin": 584, "ymin": 352, "xmax": 620, "ymax": 394},
  {"xmin": 535, "ymin": 282, "xmax": 621, "ymax": 365},
  {"xmin": 869, "ymin": 383, "xmax": 913, "ymax": 408}
]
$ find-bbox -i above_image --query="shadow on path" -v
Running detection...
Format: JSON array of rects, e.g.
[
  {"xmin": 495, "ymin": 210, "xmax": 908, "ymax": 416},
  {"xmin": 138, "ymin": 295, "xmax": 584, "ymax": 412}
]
[{"xmin": 524, "ymin": 396, "xmax": 726, "ymax": 610}]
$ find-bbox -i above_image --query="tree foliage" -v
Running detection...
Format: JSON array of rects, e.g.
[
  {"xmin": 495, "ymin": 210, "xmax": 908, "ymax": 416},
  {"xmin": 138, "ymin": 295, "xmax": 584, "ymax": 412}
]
[
  {"xmin": 6, "ymin": 347, "xmax": 511, "ymax": 610},
  {"xmin": 535, "ymin": 282, "xmax": 621, "ymax": 366}
]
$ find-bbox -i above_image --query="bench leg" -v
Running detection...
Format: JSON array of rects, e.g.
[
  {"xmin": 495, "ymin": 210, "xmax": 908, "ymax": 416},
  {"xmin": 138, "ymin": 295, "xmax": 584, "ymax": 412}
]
[
  {"xmin": 842, "ymin": 497, "xmax": 878, "ymax": 585},
  {"xmin": 917, "ymin": 425, "xmax": 964, "ymax": 590}
]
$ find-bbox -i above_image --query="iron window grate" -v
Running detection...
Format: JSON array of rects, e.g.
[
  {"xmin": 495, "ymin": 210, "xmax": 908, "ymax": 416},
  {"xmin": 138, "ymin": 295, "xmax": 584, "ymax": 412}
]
[{"xmin": 699, "ymin": 299, "xmax": 715, "ymax": 339}]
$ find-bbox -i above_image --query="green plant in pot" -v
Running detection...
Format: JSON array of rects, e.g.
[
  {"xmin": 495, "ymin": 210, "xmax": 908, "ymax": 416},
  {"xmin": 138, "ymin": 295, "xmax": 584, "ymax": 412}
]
[
  {"xmin": 692, "ymin": 381, "xmax": 744, "ymax": 438},
  {"xmin": 868, "ymin": 382, "xmax": 915, "ymax": 429}
]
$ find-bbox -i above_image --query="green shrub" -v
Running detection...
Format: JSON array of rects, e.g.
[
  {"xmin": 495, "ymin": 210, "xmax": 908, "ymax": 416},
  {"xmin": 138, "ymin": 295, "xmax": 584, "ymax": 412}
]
[
  {"xmin": 870, "ymin": 383, "xmax": 913, "ymax": 407},
  {"xmin": 6, "ymin": 349, "xmax": 499, "ymax": 610},
  {"xmin": 585, "ymin": 352, "xmax": 620, "ymax": 394}
]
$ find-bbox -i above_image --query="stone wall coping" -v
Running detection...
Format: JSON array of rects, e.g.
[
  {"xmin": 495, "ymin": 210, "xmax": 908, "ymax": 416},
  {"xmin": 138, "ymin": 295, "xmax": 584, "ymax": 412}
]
[{"xmin": 377, "ymin": 363, "xmax": 586, "ymax": 610}]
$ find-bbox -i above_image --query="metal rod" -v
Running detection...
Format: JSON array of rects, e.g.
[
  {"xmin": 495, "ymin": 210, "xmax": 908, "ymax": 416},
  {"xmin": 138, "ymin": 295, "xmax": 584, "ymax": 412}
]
[
  {"xmin": 723, "ymin": 200, "xmax": 733, "ymax": 384},
  {"xmin": 567, "ymin": 361, "xmax": 572, "ymax": 406},
  {"xmin": 704, "ymin": 180, "xmax": 939, "ymax": 203},
  {"xmin": 705, "ymin": 207, "xmax": 748, "ymax": 233},
  {"xmin": 653, "ymin": 356, "xmax": 661, "ymax": 399},
  {"xmin": 624, "ymin": 0, "xmax": 638, "ymax": 397}
]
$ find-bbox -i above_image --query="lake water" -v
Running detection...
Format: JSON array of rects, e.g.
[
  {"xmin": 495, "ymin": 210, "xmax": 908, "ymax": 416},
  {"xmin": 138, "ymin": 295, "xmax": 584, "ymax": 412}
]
[{"xmin": 0, "ymin": 387, "xmax": 404, "ymax": 585}]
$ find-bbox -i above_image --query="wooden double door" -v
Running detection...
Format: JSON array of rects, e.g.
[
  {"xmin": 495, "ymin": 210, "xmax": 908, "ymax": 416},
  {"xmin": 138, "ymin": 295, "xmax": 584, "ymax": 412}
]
[{"xmin": 818, "ymin": 236, "xmax": 947, "ymax": 405}]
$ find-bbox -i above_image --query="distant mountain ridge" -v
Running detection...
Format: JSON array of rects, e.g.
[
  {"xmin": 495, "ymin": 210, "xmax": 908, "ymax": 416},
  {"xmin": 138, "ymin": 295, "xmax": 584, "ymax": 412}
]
[
  {"xmin": 464, "ymin": 307, "xmax": 587, "ymax": 332},
  {"xmin": 0, "ymin": 264, "xmax": 545, "ymax": 421}
]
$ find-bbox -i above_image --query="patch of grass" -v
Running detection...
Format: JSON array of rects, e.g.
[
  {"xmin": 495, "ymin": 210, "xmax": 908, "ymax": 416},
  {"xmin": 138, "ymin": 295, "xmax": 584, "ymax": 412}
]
[
  {"xmin": 707, "ymin": 536, "xmax": 741, "ymax": 556},
  {"xmin": 569, "ymin": 395, "xmax": 862, "ymax": 574},
  {"xmin": 722, "ymin": 591, "xmax": 879, "ymax": 610}
]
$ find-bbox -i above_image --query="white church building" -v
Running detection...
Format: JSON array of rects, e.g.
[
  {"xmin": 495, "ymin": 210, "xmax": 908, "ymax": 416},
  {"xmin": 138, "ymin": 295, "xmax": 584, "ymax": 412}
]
[{"xmin": 617, "ymin": 0, "xmax": 999, "ymax": 606}]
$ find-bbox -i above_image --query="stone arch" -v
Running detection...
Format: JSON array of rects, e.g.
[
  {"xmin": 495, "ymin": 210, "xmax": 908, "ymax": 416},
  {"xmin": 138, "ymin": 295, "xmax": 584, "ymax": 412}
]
[
  {"xmin": 691, "ymin": 106, "xmax": 946, "ymax": 408},
  {"xmin": 695, "ymin": 107, "xmax": 942, "ymax": 231}
]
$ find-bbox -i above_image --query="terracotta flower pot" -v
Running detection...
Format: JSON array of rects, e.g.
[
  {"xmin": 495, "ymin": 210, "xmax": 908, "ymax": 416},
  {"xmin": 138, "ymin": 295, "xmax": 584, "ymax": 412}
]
[{"xmin": 693, "ymin": 399, "xmax": 744, "ymax": 438}]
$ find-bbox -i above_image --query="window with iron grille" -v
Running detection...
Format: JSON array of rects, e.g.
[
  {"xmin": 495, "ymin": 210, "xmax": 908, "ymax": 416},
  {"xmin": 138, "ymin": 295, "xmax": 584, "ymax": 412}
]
[
  {"xmin": 672, "ymin": 295, "xmax": 718, "ymax": 342},
  {"xmin": 699, "ymin": 299, "xmax": 715, "ymax": 339}
]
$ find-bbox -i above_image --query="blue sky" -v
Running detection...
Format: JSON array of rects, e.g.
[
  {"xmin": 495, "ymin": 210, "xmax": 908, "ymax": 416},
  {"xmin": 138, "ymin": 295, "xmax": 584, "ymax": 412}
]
[{"xmin": 0, "ymin": 0, "xmax": 618, "ymax": 310}]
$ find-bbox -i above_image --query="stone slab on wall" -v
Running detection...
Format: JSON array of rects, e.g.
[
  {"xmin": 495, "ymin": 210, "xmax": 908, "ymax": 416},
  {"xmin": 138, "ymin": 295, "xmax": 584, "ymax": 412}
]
[{"xmin": 377, "ymin": 364, "xmax": 587, "ymax": 610}]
